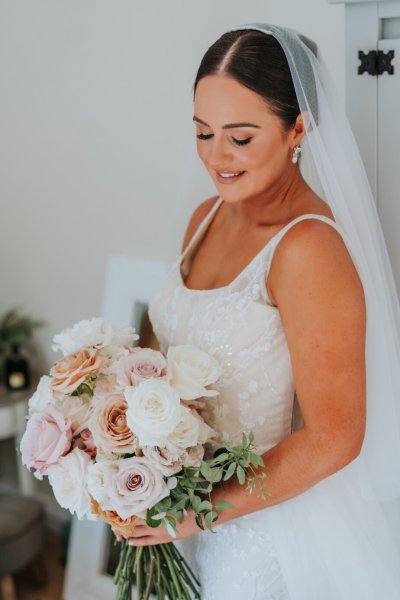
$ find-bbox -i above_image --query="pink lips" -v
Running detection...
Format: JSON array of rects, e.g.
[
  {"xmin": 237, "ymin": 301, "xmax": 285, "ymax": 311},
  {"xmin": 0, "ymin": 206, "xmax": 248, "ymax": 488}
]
[{"xmin": 216, "ymin": 171, "xmax": 245, "ymax": 184}]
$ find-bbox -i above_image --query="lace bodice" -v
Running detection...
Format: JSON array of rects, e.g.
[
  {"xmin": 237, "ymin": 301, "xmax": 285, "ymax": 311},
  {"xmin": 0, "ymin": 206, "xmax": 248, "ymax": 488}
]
[{"xmin": 148, "ymin": 196, "xmax": 345, "ymax": 457}]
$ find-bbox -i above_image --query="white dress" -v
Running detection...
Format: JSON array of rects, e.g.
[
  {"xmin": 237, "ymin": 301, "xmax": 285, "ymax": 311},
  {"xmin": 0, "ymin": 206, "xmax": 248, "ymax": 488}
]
[{"xmin": 148, "ymin": 196, "xmax": 400, "ymax": 600}]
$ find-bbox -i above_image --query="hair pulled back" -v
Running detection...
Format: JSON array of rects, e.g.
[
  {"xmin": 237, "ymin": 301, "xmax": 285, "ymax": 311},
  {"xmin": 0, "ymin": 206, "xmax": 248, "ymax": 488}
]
[{"xmin": 193, "ymin": 30, "xmax": 302, "ymax": 133}]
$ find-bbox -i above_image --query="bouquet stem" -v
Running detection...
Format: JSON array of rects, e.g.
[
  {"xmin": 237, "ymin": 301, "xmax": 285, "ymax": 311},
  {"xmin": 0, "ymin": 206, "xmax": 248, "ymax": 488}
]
[{"xmin": 114, "ymin": 540, "xmax": 200, "ymax": 600}]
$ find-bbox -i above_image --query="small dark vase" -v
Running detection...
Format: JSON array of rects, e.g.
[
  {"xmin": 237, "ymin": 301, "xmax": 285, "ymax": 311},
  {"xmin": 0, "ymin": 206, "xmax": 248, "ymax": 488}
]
[{"xmin": 3, "ymin": 343, "xmax": 31, "ymax": 390}]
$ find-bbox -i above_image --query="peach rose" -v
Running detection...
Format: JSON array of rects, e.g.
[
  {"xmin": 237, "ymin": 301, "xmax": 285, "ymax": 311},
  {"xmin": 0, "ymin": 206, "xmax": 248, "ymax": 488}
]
[
  {"xmin": 90, "ymin": 393, "xmax": 138, "ymax": 455},
  {"xmin": 91, "ymin": 498, "xmax": 139, "ymax": 538},
  {"xmin": 50, "ymin": 349, "xmax": 106, "ymax": 396}
]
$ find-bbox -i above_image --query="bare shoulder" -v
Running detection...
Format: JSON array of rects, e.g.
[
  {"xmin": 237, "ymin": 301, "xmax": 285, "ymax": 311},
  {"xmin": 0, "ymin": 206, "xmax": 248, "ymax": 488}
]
[
  {"xmin": 181, "ymin": 195, "xmax": 220, "ymax": 253},
  {"xmin": 267, "ymin": 205, "xmax": 367, "ymax": 463},
  {"xmin": 268, "ymin": 214, "xmax": 366, "ymax": 319}
]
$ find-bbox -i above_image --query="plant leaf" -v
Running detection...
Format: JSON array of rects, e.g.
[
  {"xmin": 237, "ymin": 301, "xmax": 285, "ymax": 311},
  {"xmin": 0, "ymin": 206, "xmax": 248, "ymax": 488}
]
[
  {"xmin": 215, "ymin": 499, "xmax": 235, "ymax": 512},
  {"xmin": 236, "ymin": 464, "xmax": 246, "ymax": 485}
]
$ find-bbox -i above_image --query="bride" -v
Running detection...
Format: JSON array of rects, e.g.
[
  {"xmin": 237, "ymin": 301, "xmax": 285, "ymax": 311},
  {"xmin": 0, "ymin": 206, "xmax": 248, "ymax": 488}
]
[{"xmin": 120, "ymin": 23, "xmax": 400, "ymax": 599}]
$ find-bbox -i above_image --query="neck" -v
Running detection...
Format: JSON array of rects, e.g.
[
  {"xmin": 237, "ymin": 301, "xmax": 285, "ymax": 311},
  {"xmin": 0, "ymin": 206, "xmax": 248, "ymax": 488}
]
[{"xmin": 222, "ymin": 166, "xmax": 308, "ymax": 227}]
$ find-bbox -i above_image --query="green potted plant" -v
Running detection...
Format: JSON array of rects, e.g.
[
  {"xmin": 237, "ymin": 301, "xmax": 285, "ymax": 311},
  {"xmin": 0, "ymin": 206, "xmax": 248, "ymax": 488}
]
[{"xmin": 0, "ymin": 308, "xmax": 45, "ymax": 390}]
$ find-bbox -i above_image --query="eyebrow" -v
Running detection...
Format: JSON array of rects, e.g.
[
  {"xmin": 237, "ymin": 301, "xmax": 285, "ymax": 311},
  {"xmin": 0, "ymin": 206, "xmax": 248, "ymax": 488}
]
[{"xmin": 193, "ymin": 115, "xmax": 261, "ymax": 129}]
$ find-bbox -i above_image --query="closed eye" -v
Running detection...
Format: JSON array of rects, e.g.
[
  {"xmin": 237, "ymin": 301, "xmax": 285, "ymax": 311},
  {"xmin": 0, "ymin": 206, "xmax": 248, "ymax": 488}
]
[
  {"xmin": 232, "ymin": 136, "xmax": 252, "ymax": 146},
  {"xmin": 196, "ymin": 133, "xmax": 214, "ymax": 140},
  {"xmin": 196, "ymin": 133, "xmax": 252, "ymax": 146}
]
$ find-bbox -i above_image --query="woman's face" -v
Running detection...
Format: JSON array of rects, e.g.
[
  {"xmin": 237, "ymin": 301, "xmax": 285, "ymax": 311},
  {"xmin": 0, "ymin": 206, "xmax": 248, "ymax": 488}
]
[{"xmin": 193, "ymin": 74, "xmax": 297, "ymax": 203}]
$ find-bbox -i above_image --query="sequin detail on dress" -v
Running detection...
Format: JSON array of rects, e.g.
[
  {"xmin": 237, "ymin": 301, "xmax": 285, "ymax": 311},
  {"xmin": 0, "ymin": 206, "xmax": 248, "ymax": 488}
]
[{"xmin": 148, "ymin": 197, "xmax": 347, "ymax": 599}]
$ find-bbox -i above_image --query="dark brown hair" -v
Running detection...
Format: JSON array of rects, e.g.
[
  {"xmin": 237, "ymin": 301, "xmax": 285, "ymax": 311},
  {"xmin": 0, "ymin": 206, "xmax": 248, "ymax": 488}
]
[{"xmin": 193, "ymin": 30, "xmax": 303, "ymax": 133}]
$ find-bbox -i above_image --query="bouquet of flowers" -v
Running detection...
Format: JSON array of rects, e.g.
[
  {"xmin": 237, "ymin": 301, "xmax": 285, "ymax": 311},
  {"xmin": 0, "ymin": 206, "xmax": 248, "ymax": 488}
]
[{"xmin": 20, "ymin": 318, "xmax": 267, "ymax": 600}]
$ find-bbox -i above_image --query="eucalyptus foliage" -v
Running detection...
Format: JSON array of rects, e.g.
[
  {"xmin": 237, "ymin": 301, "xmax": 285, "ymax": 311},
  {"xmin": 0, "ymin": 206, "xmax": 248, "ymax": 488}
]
[{"xmin": 114, "ymin": 432, "xmax": 268, "ymax": 600}]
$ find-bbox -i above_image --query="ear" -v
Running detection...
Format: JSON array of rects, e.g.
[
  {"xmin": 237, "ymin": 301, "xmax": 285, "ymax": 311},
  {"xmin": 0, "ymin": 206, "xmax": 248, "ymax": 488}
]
[{"xmin": 290, "ymin": 111, "xmax": 310, "ymax": 147}]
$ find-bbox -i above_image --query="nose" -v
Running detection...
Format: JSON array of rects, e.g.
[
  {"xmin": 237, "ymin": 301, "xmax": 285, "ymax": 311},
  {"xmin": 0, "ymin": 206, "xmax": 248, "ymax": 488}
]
[{"xmin": 206, "ymin": 134, "xmax": 232, "ymax": 169}]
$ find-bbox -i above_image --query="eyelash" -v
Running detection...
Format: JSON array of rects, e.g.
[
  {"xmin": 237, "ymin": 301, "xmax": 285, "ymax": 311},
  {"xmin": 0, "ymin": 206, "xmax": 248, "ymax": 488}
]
[{"xmin": 196, "ymin": 133, "xmax": 252, "ymax": 146}]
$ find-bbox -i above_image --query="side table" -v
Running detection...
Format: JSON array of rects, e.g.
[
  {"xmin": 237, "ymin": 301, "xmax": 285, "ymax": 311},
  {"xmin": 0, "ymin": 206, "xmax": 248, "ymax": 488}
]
[{"xmin": 0, "ymin": 379, "xmax": 40, "ymax": 496}]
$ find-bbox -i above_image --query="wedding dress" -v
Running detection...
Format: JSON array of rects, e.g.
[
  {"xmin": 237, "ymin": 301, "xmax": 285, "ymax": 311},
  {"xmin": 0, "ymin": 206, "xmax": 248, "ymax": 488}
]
[{"xmin": 148, "ymin": 196, "xmax": 400, "ymax": 599}]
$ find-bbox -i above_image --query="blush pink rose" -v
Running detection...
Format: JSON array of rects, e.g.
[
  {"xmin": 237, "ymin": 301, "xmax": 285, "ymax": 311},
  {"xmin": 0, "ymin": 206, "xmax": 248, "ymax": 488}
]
[
  {"xmin": 106, "ymin": 456, "xmax": 170, "ymax": 520},
  {"xmin": 50, "ymin": 349, "xmax": 106, "ymax": 396},
  {"xmin": 90, "ymin": 393, "xmax": 138, "ymax": 455},
  {"xmin": 113, "ymin": 347, "xmax": 167, "ymax": 389},
  {"xmin": 20, "ymin": 405, "xmax": 72, "ymax": 476},
  {"xmin": 73, "ymin": 427, "xmax": 97, "ymax": 458}
]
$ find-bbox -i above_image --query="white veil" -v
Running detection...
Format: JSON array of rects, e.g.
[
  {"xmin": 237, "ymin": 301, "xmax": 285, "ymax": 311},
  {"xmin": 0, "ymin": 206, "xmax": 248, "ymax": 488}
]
[
  {"xmin": 170, "ymin": 22, "xmax": 400, "ymax": 599},
  {"xmin": 226, "ymin": 23, "xmax": 400, "ymax": 504}
]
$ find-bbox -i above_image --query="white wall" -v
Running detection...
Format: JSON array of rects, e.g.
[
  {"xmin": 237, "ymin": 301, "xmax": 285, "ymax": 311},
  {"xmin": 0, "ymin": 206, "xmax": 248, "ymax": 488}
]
[{"xmin": 0, "ymin": 0, "xmax": 344, "ymax": 370}]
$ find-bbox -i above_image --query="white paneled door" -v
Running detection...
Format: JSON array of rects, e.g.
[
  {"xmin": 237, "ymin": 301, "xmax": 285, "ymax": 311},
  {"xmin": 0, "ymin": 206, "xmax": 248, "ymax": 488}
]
[{"xmin": 378, "ymin": 21, "xmax": 400, "ymax": 296}]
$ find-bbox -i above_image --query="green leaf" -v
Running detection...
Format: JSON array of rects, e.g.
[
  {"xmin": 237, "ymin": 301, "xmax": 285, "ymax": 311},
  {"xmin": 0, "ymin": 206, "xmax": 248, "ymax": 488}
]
[
  {"xmin": 170, "ymin": 497, "xmax": 190, "ymax": 511},
  {"xmin": 242, "ymin": 432, "xmax": 247, "ymax": 447},
  {"xmin": 195, "ymin": 513, "xmax": 204, "ymax": 530},
  {"xmin": 248, "ymin": 431, "xmax": 254, "ymax": 444},
  {"xmin": 212, "ymin": 452, "xmax": 229, "ymax": 464},
  {"xmin": 167, "ymin": 476, "xmax": 178, "ymax": 490},
  {"xmin": 200, "ymin": 462, "xmax": 213, "ymax": 481},
  {"xmin": 198, "ymin": 500, "xmax": 212, "ymax": 512},
  {"xmin": 236, "ymin": 464, "xmax": 246, "ymax": 485},
  {"xmin": 215, "ymin": 499, "xmax": 235, "ymax": 512},
  {"xmin": 204, "ymin": 511, "xmax": 219, "ymax": 531},
  {"xmin": 191, "ymin": 494, "xmax": 202, "ymax": 513},
  {"xmin": 146, "ymin": 507, "xmax": 162, "ymax": 528},
  {"xmin": 223, "ymin": 461, "xmax": 237, "ymax": 481}
]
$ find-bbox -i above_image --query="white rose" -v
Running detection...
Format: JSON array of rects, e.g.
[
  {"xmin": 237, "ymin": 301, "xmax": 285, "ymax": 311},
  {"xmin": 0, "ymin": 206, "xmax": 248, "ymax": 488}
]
[
  {"xmin": 57, "ymin": 393, "xmax": 92, "ymax": 434},
  {"xmin": 51, "ymin": 317, "xmax": 139, "ymax": 356},
  {"xmin": 106, "ymin": 456, "xmax": 170, "ymax": 520},
  {"xmin": 124, "ymin": 379, "xmax": 182, "ymax": 447},
  {"xmin": 142, "ymin": 442, "xmax": 183, "ymax": 476},
  {"xmin": 87, "ymin": 459, "xmax": 119, "ymax": 507},
  {"xmin": 169, "ymin": 406, "xmax": 216, "ymax": 449},
  {"xmin": 28, "ymin": 376, "xmax": 56, "ymax": 415},
  {"xmin": 191, "ymin": 409, "xmax": 217, "ymax": 444},
  {"xmin": 167, "ymin": 345, "xmax": 221, "ymax": 400},
  {"xmin": 47, "ymin": 448, "xmax": 95, "ymax": 520}
]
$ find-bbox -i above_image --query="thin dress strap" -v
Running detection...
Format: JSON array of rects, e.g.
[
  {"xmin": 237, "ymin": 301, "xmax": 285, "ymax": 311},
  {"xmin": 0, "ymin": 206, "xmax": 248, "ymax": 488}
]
[
  {"xmin": 173, "ymin": 197, "xmax": 223, "ymax": 271},
  {"xmin": 263, "ymin": 212, "xmax": 349, "ymax": 305}
]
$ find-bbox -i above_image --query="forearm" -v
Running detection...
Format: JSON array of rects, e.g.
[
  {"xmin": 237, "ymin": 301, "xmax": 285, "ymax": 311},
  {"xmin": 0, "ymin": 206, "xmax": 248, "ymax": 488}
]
[{"xmin": 210, "ymin": 427, "xmax": 358, "ymax": 526}]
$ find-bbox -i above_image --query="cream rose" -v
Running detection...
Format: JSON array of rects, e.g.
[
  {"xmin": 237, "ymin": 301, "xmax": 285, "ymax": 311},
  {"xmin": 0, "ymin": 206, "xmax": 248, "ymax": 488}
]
[
  {"xmin": 106, "ymin": 456, "xmax": 170, "ymax": 520},
  {"xmin": 167, "ymin": 345, "xmax": 221, "ymax": 400},
  {"xmin": 28, "ymin": 375, "xmax": 56, "ymax": 415},
  {"xmin": 57, "ymin": 392, "xmax": 92, "ymax": 434},
  {"xmin": 112, "ymin": 347, "xmax": 167, "ymax": 388},
  {"xmin": 87, "ymin": 459, "xmax": 119, "ymax": 507},
  {"xmin": 51, "ymin": 317, "xmax": 139, "ymax": 356},
  {"xmin": 47, "ymin": 448, "xmax": 95, "ymax": 520},
  {"xmin": 124, "ymin": 379, "xmax": 182, "ymax": 447},
  {"xmin": 50, "ymin": 349, "xmax": 106, "ymax": 396},
  {"xmin": 182, "ymin": 444, "xmax": 205, "ymax": 468},
  {"xmin": 169, "ymin": 406, "xmax": 216, "ymax": 449},
  {"xmin": 89, "ymin": 393, "xmax": 138, "ymax": 456},
  {"xmin": 142, "ymin": 443, "xmax": 183, "ymax": 476}
]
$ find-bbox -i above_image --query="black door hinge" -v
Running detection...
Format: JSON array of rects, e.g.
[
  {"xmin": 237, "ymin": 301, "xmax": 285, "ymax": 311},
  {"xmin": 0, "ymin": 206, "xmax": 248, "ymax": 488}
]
[{"xmin": 358, "ymin": 49, "xmax": 395, "ymax": 75}]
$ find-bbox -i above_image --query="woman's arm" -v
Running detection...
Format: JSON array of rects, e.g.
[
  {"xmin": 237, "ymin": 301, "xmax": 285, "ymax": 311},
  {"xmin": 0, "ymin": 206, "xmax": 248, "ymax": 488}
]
[
  {"xmin": 125, "ymin": 217, "xmax": 367, "ymax": 543},
  {"xmin": 202, "ymin": 217, "xmax": 367, "ymax": 522}
]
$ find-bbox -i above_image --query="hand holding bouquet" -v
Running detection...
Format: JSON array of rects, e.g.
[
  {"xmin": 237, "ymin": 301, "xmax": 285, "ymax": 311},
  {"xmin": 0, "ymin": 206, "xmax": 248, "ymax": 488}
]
[{"xmin": 20, "ymin": 318, "xmax": 267, "ymax": 600}]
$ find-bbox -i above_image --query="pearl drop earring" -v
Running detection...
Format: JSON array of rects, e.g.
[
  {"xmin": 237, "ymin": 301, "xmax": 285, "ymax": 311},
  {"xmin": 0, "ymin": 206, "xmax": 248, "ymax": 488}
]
[{"xmin": 292, "ymin": 145, "xmax": 302, "ymax": 164}]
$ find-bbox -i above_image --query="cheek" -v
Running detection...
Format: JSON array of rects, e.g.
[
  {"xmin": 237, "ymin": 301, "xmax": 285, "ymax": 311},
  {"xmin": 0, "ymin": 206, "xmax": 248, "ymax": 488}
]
[{"xmin": 244, "ymin": 140, "xmax": 285, "ymax": 171}]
